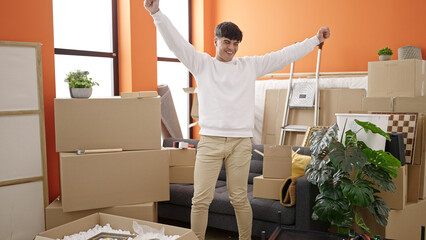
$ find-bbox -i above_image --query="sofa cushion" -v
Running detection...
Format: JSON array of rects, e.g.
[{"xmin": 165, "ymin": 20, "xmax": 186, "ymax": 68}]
[
  {"xmin": 167, "ymin": 181, "xmax": 227, "ymax": 207},
  {"xmin": 168, "ymin": 181, "xmax": 296, "ymax": 225},
  {"xmin": 250, "ymin": 195, "xmax": 295, "ymax": 225}
]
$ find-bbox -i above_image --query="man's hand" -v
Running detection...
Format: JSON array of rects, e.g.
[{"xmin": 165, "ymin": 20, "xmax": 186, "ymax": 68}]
[
  {"xmin": 144, "ymin": 0, "xmax": 160, "ymax": 14},
  {"xmin": 316, "ymin": 27, "xmax": 330, "ymax": 43}
]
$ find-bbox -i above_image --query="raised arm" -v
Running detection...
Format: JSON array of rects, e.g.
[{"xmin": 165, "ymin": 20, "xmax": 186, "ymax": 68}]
[
  {"xmin": 253, "ymin": 27, "xmax": 331, "ymax": 78},
  {"xmin": 144, "ymin": 0, "xmax": 206, "ymax": 75}
]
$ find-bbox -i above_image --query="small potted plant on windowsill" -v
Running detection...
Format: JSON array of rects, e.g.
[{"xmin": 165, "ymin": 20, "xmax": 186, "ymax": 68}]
[
  {"xmin": 378, "ymin": 47, "xmax": 393, "ymax": 61},
  {"xmin": 305, "ymin": 120, "xmax": 401, "ymax": 237},
  {"xmin": 65, "ymin": 70, "xmax": 99, "ymax": 98}
]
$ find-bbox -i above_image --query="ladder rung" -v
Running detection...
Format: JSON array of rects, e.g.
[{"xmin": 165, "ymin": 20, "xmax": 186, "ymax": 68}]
[
  {"xmin": 282, "ymin": 125, "xmax": 309, "ymax": 132},
  {"xmin": 288, "ymin": 105, "xmax": 315, "ymax": 109}
]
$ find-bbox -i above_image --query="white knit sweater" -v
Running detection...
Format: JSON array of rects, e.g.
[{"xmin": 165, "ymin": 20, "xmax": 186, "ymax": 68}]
[{"xmin": 152, "ymin": 10, "xmax": 319, "ymax": 137}]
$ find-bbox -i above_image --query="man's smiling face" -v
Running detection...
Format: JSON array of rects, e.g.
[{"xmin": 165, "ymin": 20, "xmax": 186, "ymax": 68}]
[{"xmin": 215, "ymin": 37, "xmax": 240, "ymax": 62}]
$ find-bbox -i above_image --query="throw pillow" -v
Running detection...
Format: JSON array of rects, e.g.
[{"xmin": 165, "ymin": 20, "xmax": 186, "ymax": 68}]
[{"xmin": 291, "ymin": 151, "xmax": 312, "ymax": 176}]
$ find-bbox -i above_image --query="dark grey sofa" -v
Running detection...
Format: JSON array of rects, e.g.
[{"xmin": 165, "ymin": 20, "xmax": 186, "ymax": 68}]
[{"xmin": 159, "ymin": 138, "xmax": 328, "ymax": 238}]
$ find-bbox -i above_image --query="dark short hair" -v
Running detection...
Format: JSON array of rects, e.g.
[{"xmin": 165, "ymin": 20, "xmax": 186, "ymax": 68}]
[{"xmin": 215, "ymin": 22, "xmax": 243, "ymax": 42}]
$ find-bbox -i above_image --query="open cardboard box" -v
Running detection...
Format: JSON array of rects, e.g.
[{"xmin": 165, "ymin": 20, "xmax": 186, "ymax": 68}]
[
  {"xmin": 263, "ymin": 145, "xmax": 292, "ymax": 179},
  {"xmin": 45, "ymin": 198, "xmax": 157, "ymax": 230},
  {"xmin": 35, "ymin": 213, "xmax": 198, "ymax": 240}
]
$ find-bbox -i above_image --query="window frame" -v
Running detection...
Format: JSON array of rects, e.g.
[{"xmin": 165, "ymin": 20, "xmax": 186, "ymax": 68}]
[{"xmin": 54, "ymin": 0, "xmax": 119, "ymax": 96}]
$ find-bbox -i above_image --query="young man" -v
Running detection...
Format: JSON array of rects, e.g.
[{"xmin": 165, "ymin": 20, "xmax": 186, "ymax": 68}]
[{"xmin": 144, "ymin": 1, "xmax": 330, "ymax": 239}]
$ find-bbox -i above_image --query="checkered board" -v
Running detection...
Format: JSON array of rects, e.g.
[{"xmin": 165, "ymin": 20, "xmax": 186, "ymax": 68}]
[{"xmin": 373, "ymin": 112, "xmax": 418, "ymax": 163}]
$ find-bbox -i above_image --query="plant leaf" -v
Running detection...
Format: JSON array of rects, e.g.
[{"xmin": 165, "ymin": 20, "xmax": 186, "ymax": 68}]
[
  {"xmin": 354, "ymin": 212, "xmax": 371, "ymax": 236},
  {"xmin": 363, "ymin": 148, "xmax": 401, "ymax": 178},
  {"xmin": 355, "ymin": 119, "xmax": 391, "ymax": 141},
  {"xmin": 341, "ymin": 181, "xmax": 375, "ymax": 207},
  {"xmin": 329, "ymin": 142, "xmax": 368, "ymax": 173},
  {"xmin": 319, "ymin": 183, "xmax": 343, "ymax": 200},
  {"xmin": 344, "ymin": 130, "xmax": 358, "ymax": 147},
  {"xmin": 367, "ymin": 195, "xmax": 390, "ymax": 227},
  {"xmin": 306, "ymin": 156, "xmax": 332, "ymax": 186},
  {"xmin": 312, "ymin": 195, "xmax": 353, "ymax": 228},
  {"xmin": 309, "ymin": 124, "xmax": 339, "ymax": 157},
  {"xmin": 363, "ymin": 164, "xmax": 396, "ymax": 192}
]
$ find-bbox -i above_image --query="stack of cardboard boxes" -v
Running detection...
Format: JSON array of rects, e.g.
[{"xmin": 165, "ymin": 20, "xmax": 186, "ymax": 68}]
[
  {"xmin": 37, "ymin": 95, "xmax": 197, "ymax": 239},
  {"xmin": 253, "ymin": 145, "xmax": 292, "ymax": 200},
  {"xmin": 167, "ymin": 147, "xmax": 196, "ymax": 184},
  {"xmin": 356, "ymin": 59, "xmax": 426, "ymax": 239}
]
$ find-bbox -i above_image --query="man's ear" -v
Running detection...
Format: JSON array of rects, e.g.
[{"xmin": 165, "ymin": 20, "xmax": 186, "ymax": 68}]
[{"xmin": 214, "ymin": 37, "xmax": 218, "ymax": 47}]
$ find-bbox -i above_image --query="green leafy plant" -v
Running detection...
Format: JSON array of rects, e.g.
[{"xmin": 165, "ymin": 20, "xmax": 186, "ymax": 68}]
[
  {"xmin": 65, "ymin": 70, "xmax": 99, "ymax": 88},
  {"xmin": 377, "ymin": 47, "xmax": 393, "ymax": 56},
  {"xmin": 305, "ymin": 120, "xmax": 401, "ymax": 236}
]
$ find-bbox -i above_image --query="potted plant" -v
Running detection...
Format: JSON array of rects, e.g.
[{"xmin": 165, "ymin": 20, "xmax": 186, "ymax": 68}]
[
  {"xmin": 377, "ymin": 47, "xmax": 393, "ymax": 61},
  {"xmin": 305, "ymin": 120, "xmax": 401, "ymax": 237},
  {"xmin": 65, "ymin": 70, "xmax": 99, "ymax": 98}
]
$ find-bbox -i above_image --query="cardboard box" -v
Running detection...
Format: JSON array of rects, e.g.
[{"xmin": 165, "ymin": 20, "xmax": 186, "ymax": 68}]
[
  {"xmin": 368, "ymin": 59, "xmax": 426, "ymax": 97},
  {"xmin": 262, "ymin": 88, "xmax": 365, "ymax": 146},
  {"xmin": 120, "ymin": 91, "xmax": 158, "ymax": 98},
  {"xmin": 420, "ymin": 149, "xmax": 426, "ymax": 199},
  {"xmin": 263, "ymin": 145, "xmax": 292, "ymax": 179},
  {"xmin": 170, "ymin": 166, "xmax": 194, "ymax": 184},
  {"xmin": 407, "ymin": 164, "xmax": 421, "ymax": 203},
  {"xmin": 164, "ymin": 147, "xmax": 196, "ymax": 166},
  {"xmin": 378, "ymin": 165, "xmax": 407, "ymax": 210},
  {"xmin": 55, "ymin": 97, "xmax": 161, "ymax": 152},
  {"xmin": 362, "ymin": 97, "xmax": 426, "ymax": 113},
  {"xmin": 355, "ymin": 200, "xmax": 426, "ymax": 240},
  {"xmin": 253, "ymin": 175, "xmax": 284, "ymax": 200},
  {"xmin": 45, "ymin": 198, "xmax": 157, "ymax": 230},
  {"xmin": 35, "ymin": 213, "xmax": 198, "ymax": 240},
  {"xmin": 60, "ymin": 150, "xmax": 169, "ymax": 212}
]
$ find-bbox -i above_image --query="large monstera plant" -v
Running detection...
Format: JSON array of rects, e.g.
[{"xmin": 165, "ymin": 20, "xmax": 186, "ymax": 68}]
[{"xmin": 305, "ymin": 120, "xmax": 401, "ymax": 235}]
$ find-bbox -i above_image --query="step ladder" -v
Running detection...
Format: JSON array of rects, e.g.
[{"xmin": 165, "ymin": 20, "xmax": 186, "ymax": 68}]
[{"xmin": 278, "ymin": 43, "xmax": 323, "ymax": 145}]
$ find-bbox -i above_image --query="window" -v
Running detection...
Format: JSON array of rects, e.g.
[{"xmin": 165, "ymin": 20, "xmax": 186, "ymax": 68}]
[
  {"xmin": 53, "ymin": 0, "xmax": 118, "ymax": 98},
  {"xmin": 157, "ymin": 0, "xmax": 191, "ymax": 139}
]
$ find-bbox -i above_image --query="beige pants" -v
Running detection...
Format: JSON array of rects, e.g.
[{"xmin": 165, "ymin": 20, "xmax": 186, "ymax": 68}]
[{"xmin": 191, "ymin": 136, "xmax": 253, "ymax": 240}]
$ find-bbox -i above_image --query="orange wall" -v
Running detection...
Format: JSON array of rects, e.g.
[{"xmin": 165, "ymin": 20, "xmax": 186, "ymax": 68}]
[
  {"xmin": 207, "ymin": 0, "xmax": 426, "ymax": 73},
  {"xmin": 0, "ymin": 0, "xmax": 58, "ymax": 202}
]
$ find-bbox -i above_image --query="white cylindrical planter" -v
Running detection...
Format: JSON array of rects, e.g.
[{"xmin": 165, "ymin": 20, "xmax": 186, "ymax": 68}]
[{"xmin": 335, "ymin": 113, "xmax": 390, "ymax": 150}]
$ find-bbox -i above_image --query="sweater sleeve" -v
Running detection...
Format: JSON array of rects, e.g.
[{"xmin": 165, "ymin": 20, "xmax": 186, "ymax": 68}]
[
  {"xmin": 251, "ymin": 36, "xmax": 320, "ymax": 78},
  {"xmin": 151, "ymin": 10, "xmax": 206, "ymax": 75}
]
